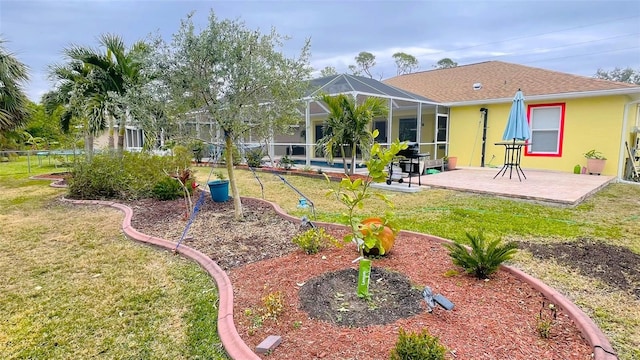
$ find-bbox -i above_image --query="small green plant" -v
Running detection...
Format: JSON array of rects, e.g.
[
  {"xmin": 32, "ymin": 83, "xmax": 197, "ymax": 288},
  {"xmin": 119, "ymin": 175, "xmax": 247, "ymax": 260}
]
[
  {"xmin": 291, "ymin": 228, "xmax": 339, "ymax": 254},
  {"xmin": 152, "ymin": 176, "xmax": 184, "ymax": 200},
  {"xmin": 261, "ymin": 291, "xmax": 284, "ymax": 321},
  {"xmin": 325, "ymin": 130, "xmax": 407, "ymax": 257},
  {"xmin": 389, "ymin": 328, "xmax": 447, "ymax": 360},
  {"xmin": 536, "ymin": 301, "xmax": 557, "ymax": 339},
  {"xmin": 302, "ymin": 164, "xmax": 313, "ymax": 172},
  {"xmin": 245, "ymin": 147, "xmax": 265, "ymax": 168},
  {"xmin": 292, "ymin": 320, "xmax": 302, "ymax": 329},
  {"xmin": 443, "ymin": 269, "xmax": 459, "ymax": 277},
  {"xmin": 279, "ymin": 155, "xmax": 295, "ymax": 169},
  {"xmin": 584, "ymin": 149, "xmax": 606, "ymax": 160},
  {"xmin": 444, "ymin": 231, "xmax": 518, "ymax": 279}
]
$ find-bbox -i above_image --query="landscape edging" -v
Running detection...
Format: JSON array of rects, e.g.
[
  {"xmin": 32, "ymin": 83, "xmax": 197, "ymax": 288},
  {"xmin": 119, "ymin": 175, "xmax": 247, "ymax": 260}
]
[
  {"xmin": 62, "ymin": 195, "xmax": 617, "ymax": 360},
  {"xmin": 61, "ymin": 197, "xmax": 260, "ymax": 360}
]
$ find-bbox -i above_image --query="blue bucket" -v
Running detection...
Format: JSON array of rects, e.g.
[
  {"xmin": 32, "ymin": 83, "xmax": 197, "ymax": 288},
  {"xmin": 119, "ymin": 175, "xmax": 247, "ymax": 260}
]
[{"xmin": 207, "ymin": 180, "xmax": 229, "ymax": 202}]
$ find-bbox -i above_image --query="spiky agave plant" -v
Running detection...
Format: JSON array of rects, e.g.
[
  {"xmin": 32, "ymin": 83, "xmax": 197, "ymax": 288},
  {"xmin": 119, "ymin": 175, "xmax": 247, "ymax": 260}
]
[{"xmin": 444, "ymin": 231, "xmax": 518, "ymax": 279}]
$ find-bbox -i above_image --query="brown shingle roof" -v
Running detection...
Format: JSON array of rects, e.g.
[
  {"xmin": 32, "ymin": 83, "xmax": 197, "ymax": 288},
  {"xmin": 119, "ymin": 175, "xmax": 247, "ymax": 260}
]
[{"xmin": 384, "ymin": 61, "xmax": 639, "ymax": 103}]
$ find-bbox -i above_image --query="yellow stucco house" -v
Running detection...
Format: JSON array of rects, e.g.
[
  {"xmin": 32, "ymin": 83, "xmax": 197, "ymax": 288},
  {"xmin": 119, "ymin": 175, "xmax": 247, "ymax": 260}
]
[{"xmin": 385, "ymin": 61, "xmax": 640, "ymax": 178}]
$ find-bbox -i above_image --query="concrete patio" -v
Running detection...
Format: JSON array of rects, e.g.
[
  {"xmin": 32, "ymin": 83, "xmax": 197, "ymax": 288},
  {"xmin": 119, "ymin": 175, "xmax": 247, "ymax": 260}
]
[{"xmin": 402, "ymin": 167, "xmax": 616, "ymax": 206}]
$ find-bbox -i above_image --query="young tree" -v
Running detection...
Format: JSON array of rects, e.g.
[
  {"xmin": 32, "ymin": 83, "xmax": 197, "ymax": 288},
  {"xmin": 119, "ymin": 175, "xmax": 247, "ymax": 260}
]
[
  {"xmin": 157, "ymin": 10, "xmax": 311, "ymax": 219},
  {"xmin": 434, "ymin": 58, "xmax": 458, "ymax": 69},
  {"xmin": 317, "ymin": 93, "xmax": 388, "ymax": 175},
  {"xmin": 392, "ymin": 52, "xmax": 419, "ymax": 75},
  {"xmin": 320, "ymin": 66, "xmax": 338, "ymax": 77},
  {"xmin": 0, "ymin": 38, "xmax": 30, "ymax": 133},
  {"xmin": 594, "ymin": 67, "xmax": 640, "ymax": 85}
]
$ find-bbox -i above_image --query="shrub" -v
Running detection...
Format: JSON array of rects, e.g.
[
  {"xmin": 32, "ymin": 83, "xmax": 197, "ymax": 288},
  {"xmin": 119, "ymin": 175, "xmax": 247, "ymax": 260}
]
[
  {"xmin": 68, "ymin": 151, "xmax": 193, "ymax": 200},
  {"xmin": 245, "ymin": 147, "xmax": 265, "ymax": 168},
  {"xmin": 292, "ymin": 228, "xmax": 338, "ymax": 254},
  {"xmin": 189, "ymin": 139, "xmax": 205, "ymax": 163},
  {"xmin": 152, "ymin": 176, "xmax": 183, "ymax": 200},
  {"xmin": 389, "ymin": 328, "xmax": 446, "ymax": 360},
  {"xmin": 444, "ymin": 231, "xmax": 518, "ymax": 279}
]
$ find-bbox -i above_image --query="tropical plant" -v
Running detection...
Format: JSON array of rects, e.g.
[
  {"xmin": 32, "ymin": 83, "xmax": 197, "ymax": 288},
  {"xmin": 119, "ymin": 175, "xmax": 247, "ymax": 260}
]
[
  {"xmin": 155, "ymin": 10, "xmax": 311, "ymax": 220},
  {"xmin": 584, "ymin": 149, "xmax": 606, "ymax": 160},
  {"xmin": 444, "ymin": 231, "xmax": 518, "ymax": 279},
  {"xmin": 317, "ymin": 93, "xmax": 388, "ymax": 175},
  {"xmin": 389, "ymin": 328, "xmax": 447, "ymax": 360},
  {"xmin": 77, "ymin": 34, "xmax": 150, "ymax": 152},
  {"xmin": 325, "ymin": 131, "xmax": 406, "ymax": 257},
  {"xmin": 44, "ymin": 55, "xmax": 109, "ymax": 159},
  {"xmin": 0, "ymin": 38, "xmax": 31, "ymax": 133}
]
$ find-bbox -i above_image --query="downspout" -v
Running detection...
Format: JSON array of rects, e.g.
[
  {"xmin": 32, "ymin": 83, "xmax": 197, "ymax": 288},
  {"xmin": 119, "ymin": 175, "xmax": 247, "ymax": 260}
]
[
  {"xmin": 480, "ymin": 108, "xmax": 488, "ymax": 167},
  {"xmin": 305, "ymin": 100, "xmax": 311, "ymax": 166},
  {"xmin": 617, "ymin": 99, "xmax": 640, "ymax": 179}
]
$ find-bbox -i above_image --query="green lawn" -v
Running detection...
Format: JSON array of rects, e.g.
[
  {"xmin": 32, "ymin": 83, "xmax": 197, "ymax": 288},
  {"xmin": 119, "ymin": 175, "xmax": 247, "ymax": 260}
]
[{"xmin": 0, "ymin": 158, "xmax": 228, "ymax": 359}]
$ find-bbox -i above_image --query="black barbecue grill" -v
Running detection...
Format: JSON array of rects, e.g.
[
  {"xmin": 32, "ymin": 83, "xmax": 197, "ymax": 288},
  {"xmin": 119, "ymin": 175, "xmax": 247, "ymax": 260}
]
[{"xmin": 388, "ymin": 142, "xmax": 430, "ymax": 187}]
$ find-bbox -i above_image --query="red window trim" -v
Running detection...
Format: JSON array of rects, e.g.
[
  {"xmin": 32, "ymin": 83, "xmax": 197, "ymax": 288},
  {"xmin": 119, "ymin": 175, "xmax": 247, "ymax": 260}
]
[{"xmin": 525, "ymin": 103, "xmax": 565, "ymax": 157}]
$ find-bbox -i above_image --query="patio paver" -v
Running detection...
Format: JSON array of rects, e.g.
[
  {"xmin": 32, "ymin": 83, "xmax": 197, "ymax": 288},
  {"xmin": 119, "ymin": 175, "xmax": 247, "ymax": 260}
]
[{"xmin": 408, "ymin": 167, "xmax": 616, "ymax": 206}]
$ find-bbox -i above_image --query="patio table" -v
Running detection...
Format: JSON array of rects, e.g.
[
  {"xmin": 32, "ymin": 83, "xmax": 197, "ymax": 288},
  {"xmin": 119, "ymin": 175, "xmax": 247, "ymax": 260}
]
[{"xmin": 493, "ymin": 141, "xmax": 528, "ymax": 181}]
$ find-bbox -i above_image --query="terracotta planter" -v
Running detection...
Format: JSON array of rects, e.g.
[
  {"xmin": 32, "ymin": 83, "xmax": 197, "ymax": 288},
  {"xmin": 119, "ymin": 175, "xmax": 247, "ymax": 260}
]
[
  {"xmin": 447, "ymin": 156, "xmax": 458, "ymax": 170},
  {"xmin": 360, "ymin": 217, "xmax": 396, "ymax": 256},
  {"xmin": 586, "ymin": 158, "xmax": 606, "ymax": 175}
]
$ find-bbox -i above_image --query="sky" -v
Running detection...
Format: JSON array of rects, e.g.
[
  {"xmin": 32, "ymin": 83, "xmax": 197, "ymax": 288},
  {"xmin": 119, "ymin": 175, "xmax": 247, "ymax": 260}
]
[{"xmin": 1, "ymin": 0, "xmax": 639, "ymax": 102}]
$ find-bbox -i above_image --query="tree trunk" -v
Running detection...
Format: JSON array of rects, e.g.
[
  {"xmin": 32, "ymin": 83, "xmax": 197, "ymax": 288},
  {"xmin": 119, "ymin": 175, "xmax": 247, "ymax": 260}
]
[
  {"xmin": 350, "ymin": 142, "xmax": 357, "ymax": 175},
  {"xmin": 340, "ymin": 146, "xmax": 348, "ymax": 175},
  {"xmin": 117, "ymin": 122, "xmax": 125, "ymax": 155},
  {"xmin": 225, "ymin": 135, "xmax": 244, "ymax": 220},
  {"xmin": 108, "ymin": 116, "xmax": 115, "ymax": 150},
  {"xmin": 84, "ymin": 132, "xmax": 94, "ymax": 162}
]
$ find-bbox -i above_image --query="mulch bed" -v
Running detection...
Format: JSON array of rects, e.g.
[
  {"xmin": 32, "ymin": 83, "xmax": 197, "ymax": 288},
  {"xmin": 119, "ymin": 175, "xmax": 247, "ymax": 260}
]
[{"xmin": 125, "ymin": 193, "xmax": 592, "ymax": 359}]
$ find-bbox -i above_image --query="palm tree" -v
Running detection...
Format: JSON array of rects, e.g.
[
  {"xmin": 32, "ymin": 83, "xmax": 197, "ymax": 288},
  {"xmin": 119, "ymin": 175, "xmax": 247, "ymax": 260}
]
[
  {"xmin": 44, "ymin": 59, "xmax": 109, "ymax": 159},
  {"xmin": 68, "ymin": 34, "xmax": 149, "ymax": 152},
  {"xmin": 0, "ymin": 38, "xmax": 30, "ymax": 133},
  {"xmin": 318, "ymin": 94, "xmax": 388, "ymax": 175}
]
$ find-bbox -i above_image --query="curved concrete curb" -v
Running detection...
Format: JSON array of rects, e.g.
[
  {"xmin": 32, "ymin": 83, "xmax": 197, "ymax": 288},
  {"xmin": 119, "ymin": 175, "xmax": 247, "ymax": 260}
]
[
  {"xmin": 63, "ymin": 195, "xmax": 617, "ymax": 360},
  {"xmin": 30, "ymin": 174, "xmax": 67, "ymax": 188},
  {"xmin": 61, "ymin": 197, "xmax": 260, "ymax": 360}
]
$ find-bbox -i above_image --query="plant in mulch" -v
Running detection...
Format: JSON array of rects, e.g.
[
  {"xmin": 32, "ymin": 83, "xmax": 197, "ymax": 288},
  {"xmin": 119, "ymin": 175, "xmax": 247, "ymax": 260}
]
[
  {"xmin": 324, "ymin": 131, "xmax": 406, "ymax": 297},
  {"xmin": 389, "ymin": 328, "xmax": 447, "ymax": 360},
  {"xmin": 292, "ymin": 227, "xmax": 340, "ymax": 254},
  {"xmin": 536, "ymin": 301, "xmax": 558, "ymax": 339},
  {"xmin": 324, "ymin": 131, "xmax": 407, "ymax": 258},
  {"xmin": 444, "ymin": 231, "xmax": 518, "ymax": 279}
]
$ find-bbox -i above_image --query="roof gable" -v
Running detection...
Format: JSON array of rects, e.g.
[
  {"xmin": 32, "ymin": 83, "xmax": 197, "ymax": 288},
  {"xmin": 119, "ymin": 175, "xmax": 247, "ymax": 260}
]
[{"xmin": 384, "ymin": 61, "xmax": 639, "ymax": 103}]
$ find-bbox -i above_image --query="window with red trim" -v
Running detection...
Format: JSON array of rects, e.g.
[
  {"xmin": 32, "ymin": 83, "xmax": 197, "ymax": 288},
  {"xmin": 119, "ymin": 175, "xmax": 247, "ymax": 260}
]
[{"xmin": 525, "ymin": 103, "xmax": 565, "ymax": 157}]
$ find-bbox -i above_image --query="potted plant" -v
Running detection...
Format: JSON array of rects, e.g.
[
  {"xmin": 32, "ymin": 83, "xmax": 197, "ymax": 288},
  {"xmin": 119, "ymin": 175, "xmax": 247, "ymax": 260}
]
[
  {"xmin": 446, "ymin": 155, "xmax": 457, "ymax": 170},
  {"xmin": 207, "ymin": 171, "xmax": 229, "ymax": 202},
  {"xmin": 584, "ymin": 149, "xmax": 606, "ymax": 175},
  {"xmin": 279, "ymin": 155, "xmax": 295, "ymax": 170}
]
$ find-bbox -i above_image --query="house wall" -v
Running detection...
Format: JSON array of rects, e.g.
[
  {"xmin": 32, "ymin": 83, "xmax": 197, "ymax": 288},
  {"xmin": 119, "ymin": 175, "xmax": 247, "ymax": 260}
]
[{"xmin": 449, "ymin": 95, "xmax": 629, "ymax": 175}]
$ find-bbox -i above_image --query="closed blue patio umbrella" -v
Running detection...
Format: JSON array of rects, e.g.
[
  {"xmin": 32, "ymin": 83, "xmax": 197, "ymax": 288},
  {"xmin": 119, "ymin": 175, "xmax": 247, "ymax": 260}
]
[
  {"xmin": 494, "ymin": 89, "xmax": 530, "ymax": 181},
  {"xmin": 503, "ymin": 89, "xmax": 530, "ymax": 142}
]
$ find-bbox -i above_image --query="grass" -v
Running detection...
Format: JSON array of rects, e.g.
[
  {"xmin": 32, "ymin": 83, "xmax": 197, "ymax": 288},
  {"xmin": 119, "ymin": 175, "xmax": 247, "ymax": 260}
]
[
  {"xmin": 0, "ymin": 158, "xmax": 228, "ymax": 359},
  {"xmin": 196, "ymin": 167, "xmax": 640, "ymax": 360}
]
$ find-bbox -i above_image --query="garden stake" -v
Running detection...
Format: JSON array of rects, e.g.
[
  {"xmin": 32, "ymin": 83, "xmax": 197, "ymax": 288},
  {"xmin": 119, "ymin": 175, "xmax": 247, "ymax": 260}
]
[
  {"xmin": 174, "ymin": 191, "xmax": 206, "ymax": 252},
  {"xmin": 357, "ymin": 259, "xmax": 372, "ymax": 298},
  {"xmin": 272, "ymin": 172, "xmax": 316, "ymax": 220}
]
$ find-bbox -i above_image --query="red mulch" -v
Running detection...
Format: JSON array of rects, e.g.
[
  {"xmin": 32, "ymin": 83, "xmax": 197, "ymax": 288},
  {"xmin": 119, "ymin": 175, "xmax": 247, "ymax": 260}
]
[{"xmin": 229, "ymin": 233, "xmax": 593, "ymax": 360}]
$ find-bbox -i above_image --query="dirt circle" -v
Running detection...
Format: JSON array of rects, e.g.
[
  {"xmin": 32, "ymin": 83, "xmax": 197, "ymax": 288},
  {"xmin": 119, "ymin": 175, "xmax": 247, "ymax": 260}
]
[{"xmin": 299, "ymin": 267, "xmax": 424, "ymax": 327}]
